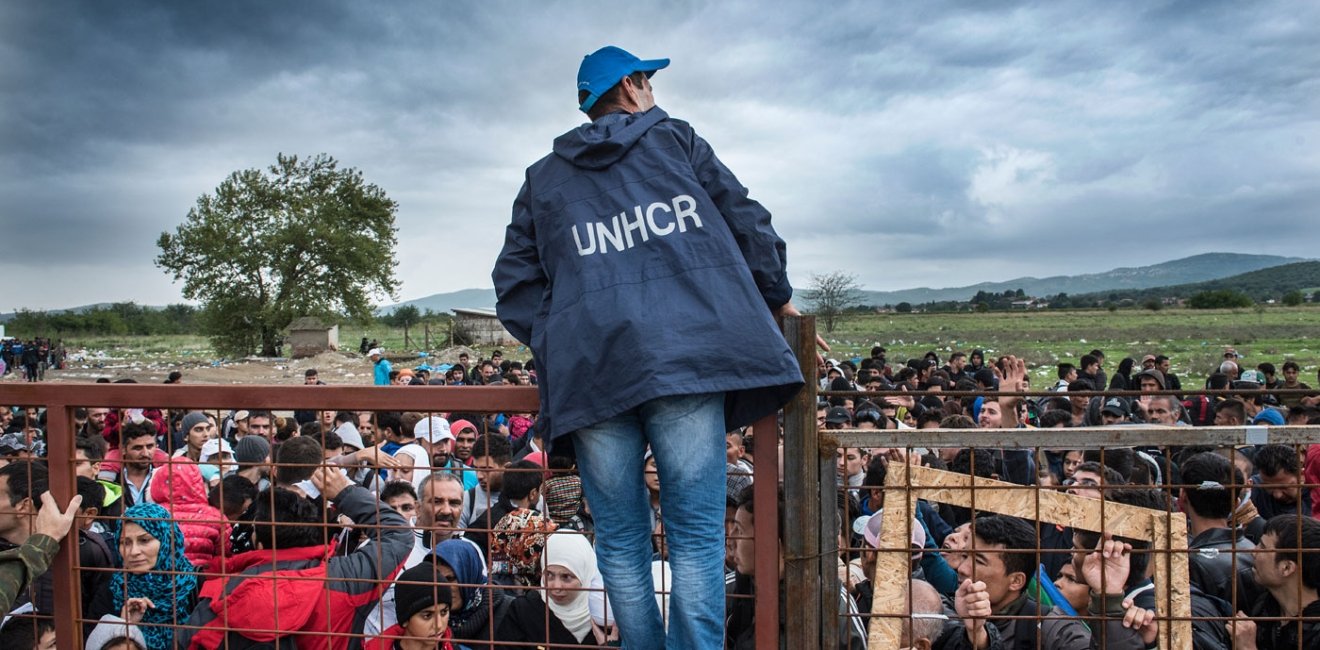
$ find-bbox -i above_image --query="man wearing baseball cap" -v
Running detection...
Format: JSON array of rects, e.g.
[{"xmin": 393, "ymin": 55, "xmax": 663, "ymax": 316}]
[{"xmin": 493, "ymin": 45, "xmax": 809, "ymax": 648}]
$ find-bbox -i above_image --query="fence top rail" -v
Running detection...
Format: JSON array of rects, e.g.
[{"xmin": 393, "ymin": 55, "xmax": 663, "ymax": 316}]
[
  {"xmin": 829, "ymin": 423, "xmax": 1316, "ymax": 449},
  {"xmin": 0, "ymin": 383, "xmax": 540, "ymax": 412},
  {"xmin": 821, "ymin": 387, "xmax": 1317, "ymax": 398}
]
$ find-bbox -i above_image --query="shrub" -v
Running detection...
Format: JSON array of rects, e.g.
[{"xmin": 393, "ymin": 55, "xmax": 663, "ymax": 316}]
[{"xmin": 1188, "ymin": 290, "xmax": 1253, "ymax": 310}]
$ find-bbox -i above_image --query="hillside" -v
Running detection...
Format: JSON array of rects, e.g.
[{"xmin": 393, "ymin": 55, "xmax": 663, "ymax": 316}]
[
  {"xmin": 857, "ymin": 252, "xmax": 1305, "ymax": 306},
  {"xmin": 1070, "ymin": 260, "xmax": 1320, "ymax": 303},
  {"xmin": 377, "ymin": 288, "xmax": 498, "ymax": 315}
]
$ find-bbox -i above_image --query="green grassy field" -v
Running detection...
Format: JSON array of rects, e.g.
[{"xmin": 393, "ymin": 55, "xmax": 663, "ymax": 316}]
[
  {"xmin": 821, "ymin": 306, "xmax": 1320, "ymax": 383},
  {"xmin": 50, "ymin": 307, "xmax": 1320, "ymax": 383}
]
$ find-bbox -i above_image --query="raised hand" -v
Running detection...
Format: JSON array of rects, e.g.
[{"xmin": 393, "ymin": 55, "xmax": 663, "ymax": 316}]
[
  {"xmin": 1081, "ymin": 533, "xmax": 1132, "ymax": 596},
  {"xmin": 1121, "ymin": 598, "xmax": 1158, "ymax": 645},
  {"xmin": 121, "ymin": 597, "xmax": 155, "ymax": 625},
  {"xmin": 311, "ymin": 466, "xmax": 352, "ymax": 501},
  {"xmin": 33, "ymin": 492, "xmax": 83, "ymax": 541},
  {"xmin": 955, "ymin": 578, "xmax": 992, "ymax": 648},
  {"xmin": 1227, "ymin": 611, "xmax": 1257, "ymax": 649}
]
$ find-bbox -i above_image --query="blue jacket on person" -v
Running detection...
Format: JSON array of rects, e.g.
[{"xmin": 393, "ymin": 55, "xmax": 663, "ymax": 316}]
[
  {"xmin": 373, "ymin": 358, "xmax": 392, "ymax": 386},
  {"xmin": 493, "ymin": 107, "xmax": 804, "ymax": 443}
]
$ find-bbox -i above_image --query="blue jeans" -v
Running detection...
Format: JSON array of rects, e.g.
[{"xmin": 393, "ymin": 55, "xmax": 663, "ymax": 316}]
[{"xmin": 573, "ymin": 392, "xmax": 726, "ymax": 650}]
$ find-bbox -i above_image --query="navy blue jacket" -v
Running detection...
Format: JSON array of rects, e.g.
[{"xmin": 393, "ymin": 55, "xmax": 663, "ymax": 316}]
[{"xmin": 493, "ymin": 107, "xmax": 803, "ymax": 442}]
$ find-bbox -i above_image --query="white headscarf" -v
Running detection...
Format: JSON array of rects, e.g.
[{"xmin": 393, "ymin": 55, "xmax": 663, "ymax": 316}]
[
  {"xmin": 391, "ymin": 443, "xmax": 430, "ymax": 491},
  {"xmin": 542, "ymin": 533, "xmax": 598, "ymax": 641}
]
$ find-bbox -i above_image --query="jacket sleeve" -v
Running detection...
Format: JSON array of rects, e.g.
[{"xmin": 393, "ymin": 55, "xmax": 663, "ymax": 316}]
[
  {"xmin": 0, "ymin": 534, "xmax": 57, "ymax": 615},
  {"xmin": 493, "ymin": 178, "xmax": 546, "ymax": 346},
  {"xmin": 1082, "ymin": 594, "xmax": 1147, "ymax": 650},
  {"xmin": 685, "ymin": 128, "xmax": 793, "ymax": 309},
  {"xmin": 935, "ymin": 617, "xmax": 1007, "ymax": 650},
  {"xmin": 838, "ymin": 586, "xmax": 869, "ymax": 650},
  {"xmin": 328, "ymin": 485, "xmax": 413, "ymax": 596}
]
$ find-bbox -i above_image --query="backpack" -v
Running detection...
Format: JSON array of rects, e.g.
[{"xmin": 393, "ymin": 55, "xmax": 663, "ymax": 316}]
[{"xmin": 1183, "ymin": 395, "xmax": 1214, "ymax": 426}]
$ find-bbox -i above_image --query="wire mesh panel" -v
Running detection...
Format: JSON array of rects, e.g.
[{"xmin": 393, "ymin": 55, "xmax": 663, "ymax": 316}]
[{"xmin": 0, "ymin": 383, "xmax": 784, "ymax": 650}]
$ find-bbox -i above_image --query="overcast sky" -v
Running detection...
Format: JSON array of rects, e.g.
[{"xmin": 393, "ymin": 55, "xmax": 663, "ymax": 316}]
[{"xmin": 3, "ymin": 0, "xmax": 1317, "ymax": 311}]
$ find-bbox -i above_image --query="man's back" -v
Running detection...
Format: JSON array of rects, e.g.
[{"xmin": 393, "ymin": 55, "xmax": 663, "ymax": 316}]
[{"xmin": 496, "ymin": 107, "xmax": 802, "ymax": 440}]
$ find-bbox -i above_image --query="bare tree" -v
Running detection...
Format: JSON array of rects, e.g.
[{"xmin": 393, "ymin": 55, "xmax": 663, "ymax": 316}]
[{"xmin": 802, "ymin": 271, "xmax": 862, "ymax": 333}]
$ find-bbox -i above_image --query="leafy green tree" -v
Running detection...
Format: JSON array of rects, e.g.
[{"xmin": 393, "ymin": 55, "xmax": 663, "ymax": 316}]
[
  {"xmin": 802, "ymin": 271, "xmax": 862, "ymax": 333},
  {"xmin": 1283, "ymin": 290, "xmax": 1305, "ymax": 306},
  {"xmin": 157, "ymin": 153, "xmax": 399, "ymax": 357},
  {"xmin": 895, "ymin": 302, "xmax": 913, "ymax": 313},
  {"xmin": 1187, "ymin": 289, "xmax": 1253, "ymax": 309}
]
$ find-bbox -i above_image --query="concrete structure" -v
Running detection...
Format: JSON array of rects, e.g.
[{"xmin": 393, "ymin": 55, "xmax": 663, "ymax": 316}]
[
  {"xmin": 452, "ymin": 308, "xmax": 518, "ymax": 347},
  {"xmin": 287, "ymin": 317, "xmax": 339, "ymax": 358}
]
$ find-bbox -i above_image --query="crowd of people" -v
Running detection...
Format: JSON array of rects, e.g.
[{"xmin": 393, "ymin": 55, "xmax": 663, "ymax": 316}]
[
  {"xmin": 0, "ymin": 338, "xmax": 64, "ymax": 383},
  {"xmin": 0, "ymin": 358, "xmax": 740, "ymax": 649},
  {"xmin": 0, "ymin": 345, "xmax": 1317, "ymax": 648},
  {"xmin": 821, "ymin": 346, "xmax": 1320, "ymax": 649}
]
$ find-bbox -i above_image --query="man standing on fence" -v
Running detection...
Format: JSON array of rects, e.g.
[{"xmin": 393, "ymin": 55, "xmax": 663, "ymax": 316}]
[{"xmin": 494, "ymin": 45, "xmax": 808, "ymax": 648}]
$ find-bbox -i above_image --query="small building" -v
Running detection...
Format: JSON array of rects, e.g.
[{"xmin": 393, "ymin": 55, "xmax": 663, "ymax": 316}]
[
  {"xmin": 452, "ymin": 308, "xmax": 518, "ymax": 347},
  {"xmin": 287, "ymin": 317, "xmax": 339, "ymax": 358}
]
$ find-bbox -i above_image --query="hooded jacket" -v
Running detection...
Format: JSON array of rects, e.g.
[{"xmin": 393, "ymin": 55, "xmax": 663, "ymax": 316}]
[
  {"xmin": 493, "ymin": 107, "xmax": 803, "ymax": 442},
  {"xmin": 177, "ymin": 485, "xmax": 412, "ymax": 649},
  {"xmin": 150, "ymin": 459, "xmax": 231, "ymax": 569}
]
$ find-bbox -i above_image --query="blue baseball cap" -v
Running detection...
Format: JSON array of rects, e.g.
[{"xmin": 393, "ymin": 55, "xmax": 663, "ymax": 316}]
[{"xmin": 577, "ymin": 46, "xmax": 669, "ymax": 113}]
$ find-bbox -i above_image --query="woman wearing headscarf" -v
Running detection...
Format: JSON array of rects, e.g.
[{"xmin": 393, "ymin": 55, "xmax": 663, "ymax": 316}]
[
  {"xmin": 85, "ymin": 502, "xmax": 197, "ymax": 650},
  {"xmin": 432, "ymin": 539, "xmax": 511, "ymax": 650},
  {"xmin": 497, "ymin": 532, "xmax": 615, "ymax": 647}
]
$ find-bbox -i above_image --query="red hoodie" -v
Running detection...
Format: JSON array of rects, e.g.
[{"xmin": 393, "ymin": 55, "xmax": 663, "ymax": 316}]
[{"xmin": 149, "ymin": 459, "xmax": 231, "ymax": 569}]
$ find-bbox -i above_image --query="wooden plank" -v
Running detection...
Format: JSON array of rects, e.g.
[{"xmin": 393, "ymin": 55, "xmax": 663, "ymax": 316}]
[
  {"xmin": 871, "ymin": 463, "xmax": 1195, "ymax": 647},
  {"xmin": 899, "ymin": 464, "xmax": 1158, "ymax": 540},
  {"xmin": 1151, "ymin": 512, "xmax": 1193, "ymax": 649},
  {"xmin": 1169, "ymin": 513, "xmax": 1191, "ymax": 647},
  {"xmin": 867, "ymin": 465, "xmax": 914, "ymax": 648}
]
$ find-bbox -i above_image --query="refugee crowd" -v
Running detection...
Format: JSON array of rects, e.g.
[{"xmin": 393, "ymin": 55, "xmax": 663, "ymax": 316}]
[
  {"xmin": 0, "ymin": 338, "xmax": 64, "ymax": 383},
  {"xmin": 0, "ymin": 347, "xmax": 1318, "ymax": 649}
]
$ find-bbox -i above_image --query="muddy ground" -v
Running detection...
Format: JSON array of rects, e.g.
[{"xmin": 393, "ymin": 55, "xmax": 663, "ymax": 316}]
[{"xmin": 3, "ymin": 347, "xmax": 480, "ymax": 386}]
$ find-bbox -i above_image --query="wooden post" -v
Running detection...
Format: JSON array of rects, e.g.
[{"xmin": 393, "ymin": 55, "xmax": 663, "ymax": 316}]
[{"xmin": 782, "ymin": 315, "xmax": 823, "ymax": 648}]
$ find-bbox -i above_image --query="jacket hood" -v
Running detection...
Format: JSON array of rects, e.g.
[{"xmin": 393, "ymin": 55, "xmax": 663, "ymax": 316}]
[
  {"xmin": 149, "ymin": 459, "xmax": 209, "ymax": 508},
  {"xmin": 552, "ymin": 107, "xmax": 668, "ymax": 170}
]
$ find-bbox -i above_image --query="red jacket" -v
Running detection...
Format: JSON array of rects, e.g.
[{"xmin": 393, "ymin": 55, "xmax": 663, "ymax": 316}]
[
  {"xmin": 1305, "ymin": 445, "xmax": 1320, "ymax": 519},
  {"xmin": 149, "ymin": 459, "xmax": 230, "ymax": 568},
  {"xmin": 364, "ymin": 624, "xmax": 453, "ymax": 650},
  {"xmin": 179, "ymin": 486, "xmax": 412, "ymax": 650}
]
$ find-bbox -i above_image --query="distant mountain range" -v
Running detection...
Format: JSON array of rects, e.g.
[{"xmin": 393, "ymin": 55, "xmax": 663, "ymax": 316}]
[
  {"xmin": 1070, "ymin": 260, "xmax": 1320, "ymax": 303},
  {"xmin": 377, "ymin": 288, "xmax": 499, "ymax": 316},
  {"xmin": 3, "ymin": 253, "xmax": 1307, "ymax": 322},
  {"xmin": 856, "ymin": 253, "xmax": 1306, "ymax": 306}
]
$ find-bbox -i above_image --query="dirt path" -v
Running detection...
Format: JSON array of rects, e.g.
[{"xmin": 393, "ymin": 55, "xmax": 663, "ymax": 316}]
[{"xmin": 5, "ymin": 347, "xmax": 478, "ymax": 386}]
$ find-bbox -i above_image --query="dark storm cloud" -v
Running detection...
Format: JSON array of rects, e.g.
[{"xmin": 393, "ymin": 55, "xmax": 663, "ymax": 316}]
[{"xmin": 1, "ymin": 0, "xmax": 1316, "ymax": 309}]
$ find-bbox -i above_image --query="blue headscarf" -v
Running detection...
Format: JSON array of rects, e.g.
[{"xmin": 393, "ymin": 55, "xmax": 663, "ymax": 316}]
[
  {"xmin": 112, "ymin": 502, "xmax": 197, "ymax": 650},
  {"xmin": 432, "ymin": 539, "xmax": 487, "ymax": 615}
]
